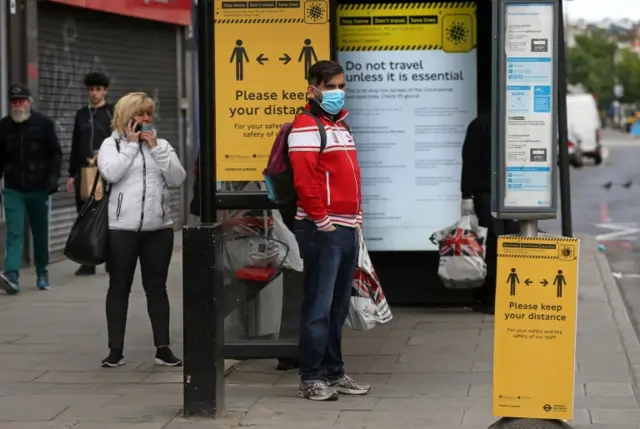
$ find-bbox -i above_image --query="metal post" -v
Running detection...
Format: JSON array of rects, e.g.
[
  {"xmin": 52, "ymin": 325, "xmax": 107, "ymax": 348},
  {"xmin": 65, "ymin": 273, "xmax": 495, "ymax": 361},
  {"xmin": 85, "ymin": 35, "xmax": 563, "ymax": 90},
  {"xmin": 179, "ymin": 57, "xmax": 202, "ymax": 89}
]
[
  {"xmin": 197, "ymin": 0, "xmax": 215, "ymax": 223},
  {"xmin": 182, "ymin": 0, "xmax": 225, "ymax": 419},
  {"xmin": 518, "ymin": 220, "xmax": 538, "ymax": 238},
  {"xmin": 557, "ymin": 3, "xmax": 573, "ymax": 237}
]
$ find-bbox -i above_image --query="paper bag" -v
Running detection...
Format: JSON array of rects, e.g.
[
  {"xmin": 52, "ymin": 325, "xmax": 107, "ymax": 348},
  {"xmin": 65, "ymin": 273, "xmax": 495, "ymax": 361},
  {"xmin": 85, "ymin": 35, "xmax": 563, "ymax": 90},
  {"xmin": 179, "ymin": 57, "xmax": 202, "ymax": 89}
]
[{"xmin": 80, "ymin": 156, "xmax": 103, "ymax": 201}]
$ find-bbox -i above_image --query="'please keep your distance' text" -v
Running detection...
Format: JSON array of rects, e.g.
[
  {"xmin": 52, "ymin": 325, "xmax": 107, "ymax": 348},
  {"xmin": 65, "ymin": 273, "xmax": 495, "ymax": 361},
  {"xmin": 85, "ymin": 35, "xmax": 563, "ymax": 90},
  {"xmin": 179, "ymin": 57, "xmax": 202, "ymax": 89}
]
[{"xmin": 504, "ymin": 301, "xmax": 567, "ymax": 321}]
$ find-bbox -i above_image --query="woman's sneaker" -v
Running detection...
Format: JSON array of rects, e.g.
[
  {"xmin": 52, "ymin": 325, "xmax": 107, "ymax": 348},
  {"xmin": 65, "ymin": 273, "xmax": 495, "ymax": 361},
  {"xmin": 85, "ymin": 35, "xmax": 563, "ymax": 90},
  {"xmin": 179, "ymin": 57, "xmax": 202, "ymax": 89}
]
[
  {"xmin": 298, "ymin": 381, "xmax": 339, "ymax": 401},
  {"xmin": 329, "ymin": 375, "xmax": 371, "ymax": 395},
  {"xmin": 154, "ymin": 347, "xmax": 183, "ymax": 367},
  {"xmin": 101, "ymin": 349, "xmax": 125, "ymax": 368}
]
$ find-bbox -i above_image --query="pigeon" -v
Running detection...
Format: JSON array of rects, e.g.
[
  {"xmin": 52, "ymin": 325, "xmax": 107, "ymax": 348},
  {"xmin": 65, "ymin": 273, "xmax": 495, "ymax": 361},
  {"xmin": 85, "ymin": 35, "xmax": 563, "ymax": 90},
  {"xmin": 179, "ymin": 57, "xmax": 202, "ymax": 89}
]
[
  {"xmin": 623, "ymin": 181, "xmax": 633, "ymax": 189},
  {"xmin": 603, "ymin": 182, "xmax": 613, "ymax": 190}
]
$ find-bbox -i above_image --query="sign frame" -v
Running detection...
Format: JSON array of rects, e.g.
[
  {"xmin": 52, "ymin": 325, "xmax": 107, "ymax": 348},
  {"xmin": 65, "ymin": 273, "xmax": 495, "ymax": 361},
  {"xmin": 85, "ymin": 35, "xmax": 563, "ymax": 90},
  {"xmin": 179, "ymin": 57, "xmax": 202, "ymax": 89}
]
[
  {"xmin": 201, "ymin": 0, "xmax": 337, "ymax": 359},
  {"xmin": 491, "ymin": 0, "xmax": 560, "ymax": 220}
]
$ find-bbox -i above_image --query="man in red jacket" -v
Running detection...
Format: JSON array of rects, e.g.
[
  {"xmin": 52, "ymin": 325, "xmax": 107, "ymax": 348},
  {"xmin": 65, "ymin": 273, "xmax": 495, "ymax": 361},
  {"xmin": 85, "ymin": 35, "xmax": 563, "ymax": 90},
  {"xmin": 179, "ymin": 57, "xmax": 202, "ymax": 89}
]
[{"xmin": 288, "ymin": 60, "xmax": 370, "ymax": 401}]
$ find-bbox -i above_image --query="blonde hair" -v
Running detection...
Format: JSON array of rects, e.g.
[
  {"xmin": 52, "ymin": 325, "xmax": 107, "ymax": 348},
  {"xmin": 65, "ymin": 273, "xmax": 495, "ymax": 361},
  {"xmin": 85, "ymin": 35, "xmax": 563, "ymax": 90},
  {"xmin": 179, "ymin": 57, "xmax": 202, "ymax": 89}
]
[{"xmin": 111, "ymin": 92, "xmax": 156, "ymax": 135}]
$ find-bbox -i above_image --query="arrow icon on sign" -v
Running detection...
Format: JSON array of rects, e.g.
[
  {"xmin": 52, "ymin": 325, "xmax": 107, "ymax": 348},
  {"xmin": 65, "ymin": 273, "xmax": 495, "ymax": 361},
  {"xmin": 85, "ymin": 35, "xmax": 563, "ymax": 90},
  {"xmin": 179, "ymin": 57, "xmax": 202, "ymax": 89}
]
[
  {"xmin": 256, "ymin": 54, "xmax": 269, "ymax": 65},
  {"xmin": 541, "ymin": 279, "xmax": 548, "ymax": 287},
  {"xmin": 525, "ymin": 278, "xmax": 532, "ymax": 286},
  {"xmin": 279, "ymin": 53, "xmax": 291, "ymax": 64}
]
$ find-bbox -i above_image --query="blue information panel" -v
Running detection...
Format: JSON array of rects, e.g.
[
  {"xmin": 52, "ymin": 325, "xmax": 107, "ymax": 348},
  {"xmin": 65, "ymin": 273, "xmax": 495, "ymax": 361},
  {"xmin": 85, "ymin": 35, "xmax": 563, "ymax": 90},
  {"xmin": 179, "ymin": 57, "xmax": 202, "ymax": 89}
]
[{"xmin": 502, "ymin": 3, "xmax": 555, "ymax": 209}]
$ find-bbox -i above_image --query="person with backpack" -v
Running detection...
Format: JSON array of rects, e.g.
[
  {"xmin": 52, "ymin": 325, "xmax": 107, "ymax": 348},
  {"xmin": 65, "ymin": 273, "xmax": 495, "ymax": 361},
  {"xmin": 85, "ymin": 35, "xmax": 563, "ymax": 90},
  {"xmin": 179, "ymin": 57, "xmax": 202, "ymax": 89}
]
[{"xmin": 284, "ymin": 60, "xmax": 369, "ymax": 401}]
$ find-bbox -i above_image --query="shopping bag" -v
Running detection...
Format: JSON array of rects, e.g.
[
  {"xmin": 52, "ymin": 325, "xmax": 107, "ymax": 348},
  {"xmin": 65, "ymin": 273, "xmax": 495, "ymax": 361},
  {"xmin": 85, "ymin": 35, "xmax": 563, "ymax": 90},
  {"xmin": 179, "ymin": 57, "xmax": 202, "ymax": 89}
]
[
  {"xmin": 430, "ymin": 215, "xmax": 488, "ymax": 289},
  {"xmin": 64, "ymin": 170, "xmax": 109, "ymax": 266},
  {"xmin": 345, "ymin": 232, "xmax": 393, "ymax": 331},
  {"xmin": 80, "ymin": 156, "xmax": 103, "ymax": 201},
  {"xmin": 272, "ymin": 209, "xmax": 303, "ymax": 272}
]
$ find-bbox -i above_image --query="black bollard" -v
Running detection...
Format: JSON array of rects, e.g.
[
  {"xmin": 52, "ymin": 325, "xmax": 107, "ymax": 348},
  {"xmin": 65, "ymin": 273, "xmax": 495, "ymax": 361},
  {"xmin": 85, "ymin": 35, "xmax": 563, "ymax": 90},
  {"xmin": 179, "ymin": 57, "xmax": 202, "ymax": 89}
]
[{"xmin": 183, "ymin": 225, "xmax": 225, "ymax": 417}]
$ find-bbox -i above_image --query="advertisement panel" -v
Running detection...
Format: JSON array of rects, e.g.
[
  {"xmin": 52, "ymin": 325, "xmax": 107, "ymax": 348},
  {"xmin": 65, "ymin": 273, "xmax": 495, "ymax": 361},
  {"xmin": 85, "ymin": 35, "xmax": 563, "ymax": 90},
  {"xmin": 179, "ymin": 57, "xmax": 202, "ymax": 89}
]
[
  {"xmin": 214, "ymin": 0, "xmax": 330, "ymax": 181},
  {"xmin": 337, "ymin": 1, "xmax": 477, "ymax": 251}
]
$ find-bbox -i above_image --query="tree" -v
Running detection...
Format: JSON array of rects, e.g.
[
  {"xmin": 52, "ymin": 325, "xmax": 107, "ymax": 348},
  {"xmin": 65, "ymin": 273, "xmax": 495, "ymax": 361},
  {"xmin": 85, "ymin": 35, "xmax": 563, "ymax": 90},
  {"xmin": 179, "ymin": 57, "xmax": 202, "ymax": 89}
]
[
  {"xmin": 615, "ymin": 48, "xmax": 640, "ymax": 103},
  {"xmin": 567, "ymin": 30, "xmax": 618, "ymax": 103}
]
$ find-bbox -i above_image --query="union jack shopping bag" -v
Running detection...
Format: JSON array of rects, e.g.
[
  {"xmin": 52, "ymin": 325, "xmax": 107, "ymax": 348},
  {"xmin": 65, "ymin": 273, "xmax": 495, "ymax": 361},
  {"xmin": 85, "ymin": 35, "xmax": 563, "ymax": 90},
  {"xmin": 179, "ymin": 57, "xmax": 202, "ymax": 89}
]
[
  {"xmin": 345, "ymin": 232, "xmax": 393, "ymax": 331},
  {"xmin": 430, "ymin": 215, "xmax": 488, "ymax": 289}
]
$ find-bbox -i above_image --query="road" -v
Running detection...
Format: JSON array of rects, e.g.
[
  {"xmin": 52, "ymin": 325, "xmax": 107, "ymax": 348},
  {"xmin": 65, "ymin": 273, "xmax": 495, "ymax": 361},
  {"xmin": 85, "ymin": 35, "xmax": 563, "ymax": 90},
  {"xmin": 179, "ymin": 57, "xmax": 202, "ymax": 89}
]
[{"xmin": 539, "ymin": 129, "xmax": 640, "ymax": 343}]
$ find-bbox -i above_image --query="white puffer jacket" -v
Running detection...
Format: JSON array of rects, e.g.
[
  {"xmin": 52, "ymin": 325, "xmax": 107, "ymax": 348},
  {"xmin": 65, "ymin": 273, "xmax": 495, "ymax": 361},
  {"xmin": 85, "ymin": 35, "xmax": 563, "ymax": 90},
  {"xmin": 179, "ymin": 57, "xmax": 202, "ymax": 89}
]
[{"xmin": 97, "ymin": 131, "xmax": 186, "ymax": 231}]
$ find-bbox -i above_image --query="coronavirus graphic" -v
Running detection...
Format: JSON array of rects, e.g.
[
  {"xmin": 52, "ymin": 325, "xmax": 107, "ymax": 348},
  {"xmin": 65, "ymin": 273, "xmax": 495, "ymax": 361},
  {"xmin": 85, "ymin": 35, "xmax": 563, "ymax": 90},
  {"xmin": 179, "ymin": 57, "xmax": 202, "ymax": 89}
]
[
  {"xmin": 446, "ymin": 21, "xmax": 469, "ymax": 45},
  {"xmin": 306, "ymin": 2, "xmax": 325, "ymax": 21}
]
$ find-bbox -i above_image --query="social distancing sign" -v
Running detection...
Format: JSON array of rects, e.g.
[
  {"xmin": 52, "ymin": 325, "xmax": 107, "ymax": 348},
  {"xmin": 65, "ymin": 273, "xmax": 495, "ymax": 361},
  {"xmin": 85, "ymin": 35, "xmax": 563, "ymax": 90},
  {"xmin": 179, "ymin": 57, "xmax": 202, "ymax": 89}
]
[
  {"xmin": 494, "ymin": 235, "xmax": 579, "ymax": 421},
  {"xmin": 337, "ymin": 2, "xmax": 476, "ymax": 52},
  {"xmin": 214, "ymin": 0, "xmax": 330, "ymax": 181}
]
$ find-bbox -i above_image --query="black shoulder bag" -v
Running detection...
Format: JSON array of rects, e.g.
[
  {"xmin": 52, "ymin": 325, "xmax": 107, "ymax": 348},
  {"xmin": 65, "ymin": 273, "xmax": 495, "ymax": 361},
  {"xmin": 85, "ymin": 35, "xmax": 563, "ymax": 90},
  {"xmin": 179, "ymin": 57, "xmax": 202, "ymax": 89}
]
[{"xmin": 64, "ymin": 139, "xmax": 120, "ymax": 266}]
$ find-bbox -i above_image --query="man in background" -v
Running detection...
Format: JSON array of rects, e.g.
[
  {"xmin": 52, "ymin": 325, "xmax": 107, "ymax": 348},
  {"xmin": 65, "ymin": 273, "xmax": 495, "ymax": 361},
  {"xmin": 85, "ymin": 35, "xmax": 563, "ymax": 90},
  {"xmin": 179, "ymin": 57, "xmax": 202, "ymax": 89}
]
[
  {"xmin": 460, "ymin": 112, "xmax": 518, "ymax": 314},
  {"xmin": 66, "ymin": 72, "xmax": 114, "ymax": 276},
  {"xmin": 0, "ymin": 84, "xmax": 62, "ymax": 294}
]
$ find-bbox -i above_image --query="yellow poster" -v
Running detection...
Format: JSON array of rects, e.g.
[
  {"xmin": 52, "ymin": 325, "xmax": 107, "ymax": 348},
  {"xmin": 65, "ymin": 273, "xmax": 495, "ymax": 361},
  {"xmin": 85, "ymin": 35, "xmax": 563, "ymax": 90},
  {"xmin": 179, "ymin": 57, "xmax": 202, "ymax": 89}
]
[
  {"xmin": 214, "ymin": 0, "xmax": 331, "ymax": 181},
  {"xmin": 494, "ymin": 236, "xmax": 579, "ymax": 421},
  {"xmin": 337, "ymin": 2, "xmax": 476, "ymax": 52}
]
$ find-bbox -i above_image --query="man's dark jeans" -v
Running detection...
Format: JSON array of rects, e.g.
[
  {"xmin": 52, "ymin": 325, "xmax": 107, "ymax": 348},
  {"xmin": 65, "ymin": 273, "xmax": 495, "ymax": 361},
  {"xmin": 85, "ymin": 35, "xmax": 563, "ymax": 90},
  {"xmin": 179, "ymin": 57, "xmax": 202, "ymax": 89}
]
[{"xmin": 294, "ymin": 220, "xmax": 359, "ymax": 383}]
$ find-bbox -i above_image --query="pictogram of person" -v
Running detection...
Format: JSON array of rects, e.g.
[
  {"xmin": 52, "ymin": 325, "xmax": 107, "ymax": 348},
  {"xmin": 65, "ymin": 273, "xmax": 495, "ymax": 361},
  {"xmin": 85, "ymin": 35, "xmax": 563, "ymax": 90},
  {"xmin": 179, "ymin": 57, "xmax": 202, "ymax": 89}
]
[
  {"xmin": 507, "ymin": 268, "xmax": 519, "ymax": 296},
  {"xmin": 230, "ymin": 40, "xmax": 249, "ymax": 81},
  {"xmin": 298, "ymin": 39, "xmax": 318, "ymax": 80},
  {"xmin": 553, "ymin": 269, "xmax": 567, "ymax": 298}
]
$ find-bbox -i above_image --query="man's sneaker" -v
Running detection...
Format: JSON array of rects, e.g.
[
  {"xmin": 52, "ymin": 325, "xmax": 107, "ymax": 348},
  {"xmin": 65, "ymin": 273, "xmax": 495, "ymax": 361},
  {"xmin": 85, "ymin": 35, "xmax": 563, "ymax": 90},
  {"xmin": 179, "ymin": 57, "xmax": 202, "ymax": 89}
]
[
  {"xmin": 329, "ymin": 375, "xmax": 371, "ymax": 395},
  {"xmin": 298, "ymin": 381, "xmax": 339, "ymax": 401},
  {"xmin": 101, "ymin": 349, "xmax": 125, "ymax": 368},
  {"xmin": 0, "ymin": 271, "xmax": 20, "ymax": 295},
  {"xmin": 36, "ymin": 275, "xmax": 50, "ymax": 291},
  {"xmin": 154, "ymin": 347, "xmax": 183, "ymax": 367},
  {"xmin": 75, "ymin": 265, "xmax": 96, "ymax": 276}
]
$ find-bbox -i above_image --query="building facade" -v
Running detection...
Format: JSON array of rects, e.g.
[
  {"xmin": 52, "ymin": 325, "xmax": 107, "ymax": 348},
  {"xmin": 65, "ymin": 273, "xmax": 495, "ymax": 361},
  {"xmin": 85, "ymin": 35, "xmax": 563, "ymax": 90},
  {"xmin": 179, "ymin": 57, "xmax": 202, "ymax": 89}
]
[{"xmin": 3, "ymin": 0, "xmax": 194, "ymax": 263}]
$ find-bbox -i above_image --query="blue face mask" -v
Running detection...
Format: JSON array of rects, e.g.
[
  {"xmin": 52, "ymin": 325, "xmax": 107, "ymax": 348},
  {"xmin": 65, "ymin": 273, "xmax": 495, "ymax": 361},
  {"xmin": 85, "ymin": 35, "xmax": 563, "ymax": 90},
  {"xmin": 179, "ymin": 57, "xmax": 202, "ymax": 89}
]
[{"xmin": 316, "ymin": 89, "xmax": 345, "ymax": 115}]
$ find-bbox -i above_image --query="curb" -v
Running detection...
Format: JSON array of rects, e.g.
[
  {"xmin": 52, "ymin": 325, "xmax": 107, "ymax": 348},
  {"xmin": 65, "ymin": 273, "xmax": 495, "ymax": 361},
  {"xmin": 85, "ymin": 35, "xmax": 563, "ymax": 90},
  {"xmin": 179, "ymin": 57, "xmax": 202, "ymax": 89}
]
[
  {"xmin": 593, "ymin": 238, "xmax": 640, "ymax": 391},
  {"xmin": 224, "ymin": 359, "xmax": 242, "ymax": 376}
]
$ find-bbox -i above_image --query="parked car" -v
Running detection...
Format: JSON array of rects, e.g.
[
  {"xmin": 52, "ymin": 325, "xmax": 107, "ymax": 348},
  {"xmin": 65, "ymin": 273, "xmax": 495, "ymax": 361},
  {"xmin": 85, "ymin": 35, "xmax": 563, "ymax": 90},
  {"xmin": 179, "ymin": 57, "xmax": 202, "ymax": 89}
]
[
  {"xmin": 567, "ymin": 93, "xmax": 602, "ymax": 165},
  {"xmin": 567, "ymin": 127, "xmax": 584, "ymax": 168}
]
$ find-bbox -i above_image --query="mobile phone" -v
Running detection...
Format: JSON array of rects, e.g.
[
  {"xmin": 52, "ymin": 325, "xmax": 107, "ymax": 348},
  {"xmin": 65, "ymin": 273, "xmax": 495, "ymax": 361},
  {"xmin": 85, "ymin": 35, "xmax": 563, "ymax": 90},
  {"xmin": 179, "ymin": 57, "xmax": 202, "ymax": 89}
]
[{"xmin": 135, "ymin": 123, "xmax": 154, "ymax": 132}]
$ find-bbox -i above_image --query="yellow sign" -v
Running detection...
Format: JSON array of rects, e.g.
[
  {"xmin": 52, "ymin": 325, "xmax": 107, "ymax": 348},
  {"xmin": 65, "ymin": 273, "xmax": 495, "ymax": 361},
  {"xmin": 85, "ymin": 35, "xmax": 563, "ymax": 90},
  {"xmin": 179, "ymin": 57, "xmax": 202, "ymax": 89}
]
[
  {"xmin": 337, "ymin": 2, "xmax": 476, "ymax": 52},
  {"xmin": 214, "ymin": 0, "xmax": 330, "ymax": 181},
  {"xmin": 493, "ymin": 236, "xmax": 579, "ymax": 421}
]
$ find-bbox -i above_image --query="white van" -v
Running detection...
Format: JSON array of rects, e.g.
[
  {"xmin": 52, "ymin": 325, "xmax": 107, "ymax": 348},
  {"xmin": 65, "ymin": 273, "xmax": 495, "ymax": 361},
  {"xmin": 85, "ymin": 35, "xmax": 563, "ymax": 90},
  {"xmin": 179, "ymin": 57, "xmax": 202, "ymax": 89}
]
[{"xmin": 567, "ymin": 93, "xmax": 603, "ymax": 165}]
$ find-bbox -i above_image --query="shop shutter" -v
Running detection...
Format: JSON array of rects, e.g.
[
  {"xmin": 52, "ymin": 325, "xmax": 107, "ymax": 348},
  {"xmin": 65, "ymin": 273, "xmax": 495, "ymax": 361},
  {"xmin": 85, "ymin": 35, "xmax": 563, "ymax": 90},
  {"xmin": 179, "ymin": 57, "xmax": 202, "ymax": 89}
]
[{"xmin": 37, "ymin": 1, "xmax": 183, "ymax": 257}]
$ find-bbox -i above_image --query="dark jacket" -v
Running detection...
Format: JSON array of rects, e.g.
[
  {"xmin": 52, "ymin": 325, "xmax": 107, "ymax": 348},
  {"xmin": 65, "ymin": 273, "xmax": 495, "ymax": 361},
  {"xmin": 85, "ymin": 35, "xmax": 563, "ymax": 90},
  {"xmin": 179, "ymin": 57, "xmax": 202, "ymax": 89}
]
[
  {"xmin": 0, "ymin": 111, "xmax": 62, "ymax": 193},
  {"xmin": 461, "ymin": 113, "xmax": 491, "ymax": 199},
  {"xmin": 69, "ymin": 103, "xmax": 114, "ymax": 177}
]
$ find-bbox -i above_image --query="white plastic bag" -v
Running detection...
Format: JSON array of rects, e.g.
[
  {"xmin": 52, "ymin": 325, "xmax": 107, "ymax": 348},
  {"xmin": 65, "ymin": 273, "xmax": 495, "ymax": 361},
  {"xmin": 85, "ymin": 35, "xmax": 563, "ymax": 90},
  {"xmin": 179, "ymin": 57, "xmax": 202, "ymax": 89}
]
[
  {"xmin": 345, "ymin": 233, "xmax": 393, "ymax": 331},
  {"xmin": 430, "ymin": 215, "xmax": 488, "ymax": 289},
  {"xmin": 271, "ymin": 210, "xmax": 303, "ymax": 272}
]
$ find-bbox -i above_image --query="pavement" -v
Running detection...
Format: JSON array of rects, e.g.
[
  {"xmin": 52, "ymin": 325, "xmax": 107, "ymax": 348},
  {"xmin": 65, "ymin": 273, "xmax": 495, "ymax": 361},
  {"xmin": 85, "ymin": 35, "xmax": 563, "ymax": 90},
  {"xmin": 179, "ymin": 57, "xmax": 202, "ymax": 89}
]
[{"xmin": 0, "ymin": 230, "xmax": 639, "ymax": 428}]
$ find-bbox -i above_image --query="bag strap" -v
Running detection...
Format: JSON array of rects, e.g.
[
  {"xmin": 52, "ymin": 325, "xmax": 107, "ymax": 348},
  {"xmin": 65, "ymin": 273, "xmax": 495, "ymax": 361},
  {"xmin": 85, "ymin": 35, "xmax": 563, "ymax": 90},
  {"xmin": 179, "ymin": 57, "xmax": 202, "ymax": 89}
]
[{"xmin": 300, "ymin": 110, "xmax": 328, "ymax": 153}]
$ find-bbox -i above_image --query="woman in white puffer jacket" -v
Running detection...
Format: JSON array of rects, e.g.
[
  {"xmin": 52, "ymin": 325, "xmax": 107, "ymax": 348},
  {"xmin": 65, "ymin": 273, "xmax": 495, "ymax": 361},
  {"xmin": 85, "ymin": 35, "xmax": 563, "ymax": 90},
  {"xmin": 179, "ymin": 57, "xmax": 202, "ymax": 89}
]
[{"xmin": 97, "ymin": 92, "xmax": 186, "ymax": 368}]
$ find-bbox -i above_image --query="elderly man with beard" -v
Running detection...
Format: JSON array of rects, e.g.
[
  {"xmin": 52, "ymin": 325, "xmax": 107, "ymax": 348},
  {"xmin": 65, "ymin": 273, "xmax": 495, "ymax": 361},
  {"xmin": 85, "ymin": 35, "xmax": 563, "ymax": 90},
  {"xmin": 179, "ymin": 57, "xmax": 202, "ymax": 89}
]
[{"xmin": 0, "ymin": 84, "xmax": 62, "ymax": 294}]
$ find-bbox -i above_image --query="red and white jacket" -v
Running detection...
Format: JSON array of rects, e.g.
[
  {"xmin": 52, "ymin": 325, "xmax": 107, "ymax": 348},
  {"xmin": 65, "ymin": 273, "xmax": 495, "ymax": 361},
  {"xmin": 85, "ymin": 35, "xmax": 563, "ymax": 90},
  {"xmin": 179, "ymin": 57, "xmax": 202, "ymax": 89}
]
[{"xmin": 287, "ymin": 104, "xmax": 362, "ymax": 231}]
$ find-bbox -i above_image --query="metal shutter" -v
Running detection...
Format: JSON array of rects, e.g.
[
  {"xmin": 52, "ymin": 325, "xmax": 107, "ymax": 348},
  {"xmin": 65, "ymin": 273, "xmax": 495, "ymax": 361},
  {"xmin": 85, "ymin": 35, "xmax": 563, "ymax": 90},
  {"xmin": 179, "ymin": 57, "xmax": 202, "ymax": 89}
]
[{"xmin": 37, "ymin": 1, "xmax": 183, "ymax": 257}]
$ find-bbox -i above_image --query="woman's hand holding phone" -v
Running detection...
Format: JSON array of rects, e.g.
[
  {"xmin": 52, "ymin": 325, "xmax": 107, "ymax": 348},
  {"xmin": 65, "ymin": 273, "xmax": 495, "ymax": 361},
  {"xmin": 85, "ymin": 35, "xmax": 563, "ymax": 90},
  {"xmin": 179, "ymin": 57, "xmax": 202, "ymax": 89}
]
[{"xmin": 126, "ymin": 120, "xmax": 141, "ymax": 142}]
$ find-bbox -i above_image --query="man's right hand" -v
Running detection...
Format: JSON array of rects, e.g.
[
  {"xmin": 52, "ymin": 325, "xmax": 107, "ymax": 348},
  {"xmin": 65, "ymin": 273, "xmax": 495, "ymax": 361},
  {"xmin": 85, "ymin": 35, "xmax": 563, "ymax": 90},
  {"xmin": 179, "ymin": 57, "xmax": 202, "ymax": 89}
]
[
  {"xmin": 461, "ymin": 199, "xmax": 474, "ymax": 215},
  {"xmin": 66, "ymin": 177, "xmax": 74, "ymax": 194},
  {"xmin": 323, "ymin": 224, "xmax": 336, "ymax": 232}
]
